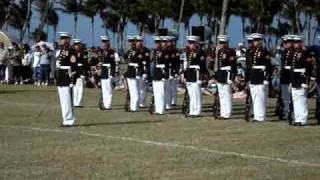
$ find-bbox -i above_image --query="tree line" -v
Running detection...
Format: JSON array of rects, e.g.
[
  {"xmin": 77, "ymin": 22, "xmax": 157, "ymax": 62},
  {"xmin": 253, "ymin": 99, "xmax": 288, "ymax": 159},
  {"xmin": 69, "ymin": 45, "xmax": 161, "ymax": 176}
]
[{"xmin": 1, "ymin": 0, "xmax": 320, "ymax": 50}]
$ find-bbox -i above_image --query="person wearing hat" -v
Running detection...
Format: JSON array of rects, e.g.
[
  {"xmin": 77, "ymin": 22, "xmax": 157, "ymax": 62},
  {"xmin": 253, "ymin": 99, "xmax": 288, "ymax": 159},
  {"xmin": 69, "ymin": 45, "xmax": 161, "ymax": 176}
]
[
  {"xmin": 150, "ymin": 36, "xmax": 166, "ymax": 114},
  {"xmin": 184, "ymin": 35, "xmax": 206, "ymax": 117},
  {"xmin": 214, "ymin": 35, "xmax": 237, "ymax": 119},
  {"xmin": 246, "ymin": 33, "xmax": 272, "ymax": 122},
  {"xmin": 56, "ymin": 32, "xmax": 76, "ymax": 127},
  {"xmin": 165, "ymin": 36, "xmax": 180, "ymax": 108},
  {"xmin": 99, "ymin": 35, "xmax": 117, "ymax": 110},
  {"xmin": 135, "ymin": 36, "xmax": 150, "ymax": 108},
  {"xmin": 125, "ymin": 35, "xmax": 140, "ymax": 112},
  {"xmin": 72, "ymin": 39, "xmax": 88, "ymax": 107},
  {"xmin": 290, "ymin": 35, "xmax": 312, "ymax": 126},
  {"xmin": 275, "ymin": 35, "xmax": 295, "ymax": 120}
]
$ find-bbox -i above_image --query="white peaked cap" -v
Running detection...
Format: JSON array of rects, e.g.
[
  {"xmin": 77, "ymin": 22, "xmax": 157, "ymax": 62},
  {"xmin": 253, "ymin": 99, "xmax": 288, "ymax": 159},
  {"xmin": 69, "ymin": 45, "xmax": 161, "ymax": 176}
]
[
  {"xmin": 72, "ymin": 39, "xmax": 82, "ymax": 43},
  {"xmin": 100, "ymin": 36, "xmax": 110, "ymax": 41},
  {"xmin": 59, "ymin": 32, "xmax": 71, "ymax": 38},
  {"xmin": 251, "ymin": 33, "xmax": 264, "ymax": 39},
  {"xmin": 217, "ymin": 35, "xmax": 229, "ymax": 42},
  {"xmin": 186, "ymin": 35, "xmax": 200, "ymax": 42}
]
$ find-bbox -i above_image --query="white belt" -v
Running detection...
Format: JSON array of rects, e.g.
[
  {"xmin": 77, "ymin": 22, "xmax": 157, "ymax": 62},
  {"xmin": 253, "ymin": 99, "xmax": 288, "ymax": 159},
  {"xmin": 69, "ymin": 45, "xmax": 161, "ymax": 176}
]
[
  {"xmin": 293, "ymin": 68, "xmax": 306, "ymax": 73},
  {"xmin": 59, "ymin": 66, "xmax": 71, "ymax": 69},
  {"xmin": 129, "ymin": 63, "xmax": 138, "ymax": 67},
  {"xmin": 189, "ymin": 65, "xmax": 200, "ymax": 69},
  {"xmin": 77, "ymin": 63, "xmax": 83, "ymax": 66},
  {"xmin": 220, "ymin": 66, "xmax": 231, "ymax": 71},
  {"xmin": 283, "ymin": 66, "xmax": 291, "ymax": 70},
  {"xmin": 102, "ymin": 64, "xmax": 111, "ymax": 67},
  {"xmin": 156, "ymin": 64, "xmax": 165, "ymax": 68},
  {"xmin": 252, "ymin": 66, "xmax": 266, "ymax": 70}
]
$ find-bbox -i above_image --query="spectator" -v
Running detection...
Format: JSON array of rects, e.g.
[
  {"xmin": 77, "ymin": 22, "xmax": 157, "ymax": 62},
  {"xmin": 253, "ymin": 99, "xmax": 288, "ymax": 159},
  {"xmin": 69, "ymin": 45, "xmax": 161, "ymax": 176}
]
[
  {"xmin": 32, "ymin": 46, "xmax": 41, "ymax": 85},
  {"xmin": 7, "ymin": 44, "xmax": 22, "ymax": 84},
  {"xmin": 0, "ymin": 42, "xmax": 8, "ymax": 84},
  {"xmin": 50, "ymin": 42, "xmax": 59, "ymax": 81},
  {"xmin": 39, "ymin": 46, "xmax": 51, "ymax": 86},
  {"xmin": 21, "ymin": 44, "xmax": 32, "ymax": 83}
]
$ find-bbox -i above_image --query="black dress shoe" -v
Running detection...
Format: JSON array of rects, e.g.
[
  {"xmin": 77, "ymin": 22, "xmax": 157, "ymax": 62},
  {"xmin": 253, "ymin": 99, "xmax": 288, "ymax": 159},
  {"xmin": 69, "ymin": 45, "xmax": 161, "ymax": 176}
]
[
  {"xmin": 293, "ymin": 122, "xmax": 305, "ymax": 127},
  {"xmin": 74, "ymin": 106, "xmax": 84, "ymax": 108},
  {"xmin": 99, "ymin": 107, "xmax": 112, "ymax": 111},
  {"xmin": 171, "ymin": 104, "xmax": 177, "ymax": 107},
  {"xmin": 252, "ymin": 119, "xmax": 263, "ymax": 123},
  {"xmin": 188, "ymin": 115, "xmax": 200, "ymax": 118},
  {"xmin": 60, "ymin": 124, "xmax": 74, "ymax": 128}
]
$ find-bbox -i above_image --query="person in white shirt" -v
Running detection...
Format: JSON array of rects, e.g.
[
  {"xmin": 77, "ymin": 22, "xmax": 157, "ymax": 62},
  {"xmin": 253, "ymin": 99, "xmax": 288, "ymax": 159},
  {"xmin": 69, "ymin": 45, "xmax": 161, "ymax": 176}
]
[
  {"xmin": 0, "ymin": 42, "xmax": 8, "ymax": 84},
  {"xmin": 32, "ymin": 46, "xmax": 41, "ymax": 85}
]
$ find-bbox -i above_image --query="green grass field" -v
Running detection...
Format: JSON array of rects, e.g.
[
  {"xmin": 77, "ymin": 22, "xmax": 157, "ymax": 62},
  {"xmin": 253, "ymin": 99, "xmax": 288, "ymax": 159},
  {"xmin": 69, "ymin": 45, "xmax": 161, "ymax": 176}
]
[{"xmin": 1, "ymin": 85, "xmax": 320, "ymax": 180}]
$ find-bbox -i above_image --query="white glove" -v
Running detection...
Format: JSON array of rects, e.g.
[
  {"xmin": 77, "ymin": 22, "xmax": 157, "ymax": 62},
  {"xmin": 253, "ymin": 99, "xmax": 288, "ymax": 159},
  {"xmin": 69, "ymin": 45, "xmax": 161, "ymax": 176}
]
[
  {"xmin": 109, "ymin": 76, "xmax": 113, "ymax": 79},
  {"xmin": 162, "ymin": 78, "xmax": 166, "ymax": 82},
  {"xmin": 69, "ymin": 84, "xmax": 74, "ymax": 88},
  {"xmin": 227, "ymin": 80, "xmax": 233, "ymax": 85},
  {"xmin": 136, "ymin": 76, "xmax": 141, "ymax": 79},
  {"xmin": 142, "ymin": 74, "xmax": 147, "ymax": 79},
  {"xmin": 263, "ymin": 80, "xmax": 269, "ymax": 85},
  {"xmin": 56, "ymin": 60, "xmax": 61, "ymax": 68},
  {"xmin": 80, "ymin": 75, "xmax": 85, "ymax": 79},
  {"xmin": 197, "ymin": 80, "xmax": 202, "ymax": 85},
  {"xmin": 301, "ymin": 83, "xmax": 308, "ymax": 89},
  {"xmin": 174, "ymin": 74, "xmax": 179, "ymax": 78},
  {"xmin": 169, "ymin": 76, "xmax": 173, "ymax": 80}
]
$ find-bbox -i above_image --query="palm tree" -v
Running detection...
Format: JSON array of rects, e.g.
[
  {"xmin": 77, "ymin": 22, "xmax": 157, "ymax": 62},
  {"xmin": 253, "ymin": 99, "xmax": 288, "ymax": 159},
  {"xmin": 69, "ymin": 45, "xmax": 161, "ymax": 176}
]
[
  {"xmin": 58, "ymin": 0, "xmax": 85, "ymax": 38},
  {"xmin": 219, "ymin": 0, "xmax": 229, "ymax": 35},
  {"xmin": 0, "ymin": 0, "xmax": 12, "ymax": 30},
  {"xmin": 7, "ymin": 0, "xmax": 31, "ymax": 42},
  {"xmin": 34, "ymin": 0, "xmax": 53, "ymax": 41},
  {"xmin": 46, "ymin": 8, "xmax": 59, "ymax": 42}
]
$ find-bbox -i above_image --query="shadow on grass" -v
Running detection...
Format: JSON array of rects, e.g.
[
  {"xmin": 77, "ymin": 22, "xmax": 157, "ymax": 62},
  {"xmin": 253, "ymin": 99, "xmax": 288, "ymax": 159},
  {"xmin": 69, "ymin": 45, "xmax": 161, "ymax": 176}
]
[
  {"xmin": 76, "ymin": 120, "xmax": 163, "ymax": 127},
  {"xmin": 0, "ymin": 89, "xmax": 56, "ymax": 94}
]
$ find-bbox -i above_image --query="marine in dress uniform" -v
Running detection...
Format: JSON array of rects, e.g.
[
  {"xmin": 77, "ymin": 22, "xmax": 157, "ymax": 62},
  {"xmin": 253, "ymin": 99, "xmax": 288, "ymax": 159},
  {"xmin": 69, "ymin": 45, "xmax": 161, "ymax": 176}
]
[
  {"xmin": 56, "ymin": 32, "xmax": 76, "ymax": 127},
  {"xmin": 72, "ymin": 39, "xmax": 87, "ymax": 107},
  {"xmin": 290, "ymin": 35, "xmax": 312, "ymax": 126},
  {"xmin": 246, "ymin": 33, "xmax": 272, "ymax": 122},
  {"xmin": 184, "ymin": 36, "xmax": 206, "ymax": 117},
  {"xmin": 279, "ymin": 35, "xmax": 295, "ymax": 120},
  {"xmin": 165, "ymin": 36, "xmax": 180, "ymax": 108},
  {"xmin": 100, "ymin": 36, "xmax": 116, "ymax": 110},
  {"xmin": 135, "ymin": 36, "xmax": 150, "ymax": 108},
  {"xmin": 152, "ymin": 36, "xmax": 166, "ymax": 114},
  {"xmin": 214, "ymin": 35, "xmax": 237, "ymax": 119},
  {"xmin": 125, "ymin": 36, "xmax": 140, "ymax": 112}
]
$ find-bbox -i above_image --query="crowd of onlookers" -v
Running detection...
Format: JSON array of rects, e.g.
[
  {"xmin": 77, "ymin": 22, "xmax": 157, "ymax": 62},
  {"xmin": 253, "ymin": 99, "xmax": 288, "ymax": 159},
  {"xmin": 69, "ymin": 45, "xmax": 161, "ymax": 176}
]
[{"xmin": 0, "ymin": 41, "xmax": 316, "ymax": 99}]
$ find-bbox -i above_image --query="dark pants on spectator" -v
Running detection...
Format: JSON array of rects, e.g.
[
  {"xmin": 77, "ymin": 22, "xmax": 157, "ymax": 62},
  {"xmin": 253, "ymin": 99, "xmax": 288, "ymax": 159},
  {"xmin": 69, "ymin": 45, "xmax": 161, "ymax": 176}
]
[
  {"xmin": 0, "ymin": 65, "xmax": 6, "ymax": 81},
  {"xmin": 40, "ymin": 64, "xmax": 50, "ymax": 82},
  {"xmin": 21, "ymin": 66, "xmax": 32, "ymax": 81},
  {"xmin": 316, "ymin": 84, "xmax": 320, "ymax": 122},
  {"xmin": 33, "ymin": 67, "xmax": 40, "ymax": 82},
  {"xmin": 13, "ymin": 66, "xmax": 22, "ymax": 83}
]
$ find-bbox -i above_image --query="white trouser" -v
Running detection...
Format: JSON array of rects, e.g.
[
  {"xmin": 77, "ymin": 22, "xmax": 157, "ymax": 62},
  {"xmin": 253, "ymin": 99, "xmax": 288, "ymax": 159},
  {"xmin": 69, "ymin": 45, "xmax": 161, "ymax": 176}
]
[
  {"xmin": 73, "ymin": 77, "xmax": 84, "ymax": 106},
  {"xmin": 153, "ymin": 80, "xmax": 165, "ymax": 114},
  {"xmin": 280, "ymin": 84, "xmax": 291, "ymax": 115},
  {"xmin": 127, "ymin": 78, "xmax": 139, "ymax": 111},
  {"xmin": 5, "ymin": 67, "xmax": 8, "ymax": 81},
  {"xmin": 292, "ymin": 87, "xmax": 308, "ymax": 124},
  {"xmin": 165, "ymin": 80, "xmax": 172, "ymax": 109},
  {"xmin": 101, "ymin": 78, "xmax": 113, "ymax": 109},
  {"xmin": 137, "ymin": 78, "xmax": 146, "ymax": 107},
  {"xmin": 250, "ymin": 84, "xmax": 267, "ymax": 121},
  {"xmin": 171, "ymin": 78, "xmax": 178, "ymax": 105},
  {"xmin": 217, "ymin": 83, "xmax": 232, "ymax": 118},
  {"xmin": 58, "ymin": 86, "xmax": 75, "ymax": 125},
  {"xmin": 187, "ymin": 82, "xmax": 202, "ymax": 116}
]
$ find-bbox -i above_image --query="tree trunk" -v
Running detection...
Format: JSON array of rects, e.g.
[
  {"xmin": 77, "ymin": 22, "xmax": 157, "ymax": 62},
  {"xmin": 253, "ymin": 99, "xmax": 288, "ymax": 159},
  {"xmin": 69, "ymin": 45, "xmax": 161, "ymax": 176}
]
[
  {"xmin": 219, "ymin": 0, "xmax": 229, "ymax": 35},
  {"xmin": 91, "ymin": 17, "xmax": 95, "ymax": 47},
  {"xmin": 21, "ymin": 0, "xmax": 32, "ymax": 43},
  {"xmin": 53, "ymin": 25, "xmax": 57, "ymax": 42},
  {"xmin": 73, "ymin": 13, "xmax": 78, "ymax": 38},
  {"xmin": 308, "ymin": 14, "xmax": 311, "ymax": 46},
  {"xmin": 176, "ymin": 0, "xmax": 185, "ymax": 32},
  {"xmin": 241, "ymin": 17, "xmax": 245, "ymax": 39}
]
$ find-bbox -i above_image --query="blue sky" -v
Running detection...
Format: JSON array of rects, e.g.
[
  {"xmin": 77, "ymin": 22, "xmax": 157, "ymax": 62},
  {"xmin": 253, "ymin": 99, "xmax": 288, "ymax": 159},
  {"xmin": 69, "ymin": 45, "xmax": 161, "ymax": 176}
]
[
  {"xmin": 7, "ymin": 7, "xmax": 318, "ymax": 49},
  {"xmin": 8, "ymin": 9, "xmax": 244, "ymax": 49}
]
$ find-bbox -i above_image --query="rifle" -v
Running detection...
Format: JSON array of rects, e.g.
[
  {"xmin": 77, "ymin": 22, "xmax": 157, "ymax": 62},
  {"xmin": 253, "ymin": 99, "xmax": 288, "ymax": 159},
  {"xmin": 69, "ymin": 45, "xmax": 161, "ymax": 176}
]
[
  {"xmin": 212, "ymin": 83, "xmax": 220, "ymax": 119},
  {"xmin": 181, "ymin": 82, "xmax": 189, "ymax": 117},
  {"xmin": 288, "ymin": 87, "xmax": 293, "ymax": 125},
  {"xmin": 245, "ymin": 85, "xmax": 251, "ymax": 122},
  {"xmin": 124, "ymin": 75, "xmax": 130, "ymax": 112},
  {"xmin": 149, "ymin": 86, "xmax": 154, "ymax": 114}
]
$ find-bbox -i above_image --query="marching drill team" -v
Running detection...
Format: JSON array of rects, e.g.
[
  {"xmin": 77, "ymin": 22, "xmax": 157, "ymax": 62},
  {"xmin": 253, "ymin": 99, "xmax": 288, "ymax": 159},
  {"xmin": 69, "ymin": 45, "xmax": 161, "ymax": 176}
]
[{"xmin": 55, "ymin": 29, "xmax": 318, "ymax": 128}]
